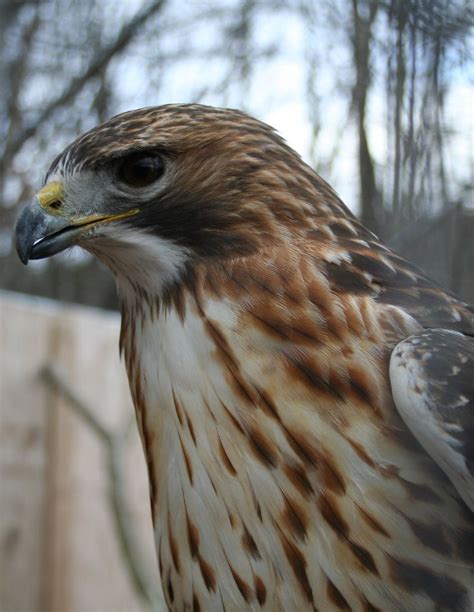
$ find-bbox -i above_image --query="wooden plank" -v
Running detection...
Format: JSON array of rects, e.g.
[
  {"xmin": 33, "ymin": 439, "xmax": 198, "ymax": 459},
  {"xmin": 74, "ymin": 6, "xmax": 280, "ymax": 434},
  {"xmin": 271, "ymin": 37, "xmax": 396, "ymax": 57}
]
[
  {"xmin": 0, "ymin": 292, "xmax": 162, "ymax": 612},
  {"xmin": 0, "ymin": 295, "xmax": 53, "ymax": 611}
]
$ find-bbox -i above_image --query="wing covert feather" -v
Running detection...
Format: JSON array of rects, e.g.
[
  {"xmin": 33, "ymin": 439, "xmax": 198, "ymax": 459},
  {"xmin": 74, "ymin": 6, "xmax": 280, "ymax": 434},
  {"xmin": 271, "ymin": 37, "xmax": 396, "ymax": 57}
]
[{"xmin": 390, "ymin": 329, "xmax": 474, "ymax": 511}]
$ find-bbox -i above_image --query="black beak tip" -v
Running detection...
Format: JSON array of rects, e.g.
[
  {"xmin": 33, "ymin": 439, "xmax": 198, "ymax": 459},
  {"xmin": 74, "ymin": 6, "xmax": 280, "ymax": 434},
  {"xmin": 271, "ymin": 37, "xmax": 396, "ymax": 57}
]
[
  {"xmin": 16, "ymin": 236, "xmax": 31, "ymax": 265},
  {"xmin": 18, "ymin": 253, "xmax": 30, "ymax": 266},
  {"xmin": 14, "ymin": 207, "xmax": 34, "ymax": 265}
]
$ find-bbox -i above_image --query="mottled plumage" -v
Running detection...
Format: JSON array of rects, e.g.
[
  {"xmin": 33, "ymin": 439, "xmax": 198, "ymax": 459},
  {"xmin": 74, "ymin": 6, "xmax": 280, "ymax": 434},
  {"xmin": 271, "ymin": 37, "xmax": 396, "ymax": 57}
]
[
  {"xmin": 15, "ymin": 104, "xmax": 474, "ymax": 611},
  {"xmin": 391, "ymin": 329, "xmax": 474, "ymax": 511}
]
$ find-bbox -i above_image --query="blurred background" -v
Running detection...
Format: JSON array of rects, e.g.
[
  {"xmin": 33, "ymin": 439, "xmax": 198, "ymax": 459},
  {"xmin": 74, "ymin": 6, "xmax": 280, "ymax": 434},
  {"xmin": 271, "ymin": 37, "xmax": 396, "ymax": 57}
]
[{"xmin": 0, "ymin": 1, "xmax": 472, "ymax": 611}]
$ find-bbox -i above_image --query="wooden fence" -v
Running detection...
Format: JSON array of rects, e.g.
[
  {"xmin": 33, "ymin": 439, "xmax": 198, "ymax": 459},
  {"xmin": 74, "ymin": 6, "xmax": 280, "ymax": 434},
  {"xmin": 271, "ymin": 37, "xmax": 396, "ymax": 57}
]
[{"xmin": 0, "ymin": 292, "xmax": 164, "ymax": 612}]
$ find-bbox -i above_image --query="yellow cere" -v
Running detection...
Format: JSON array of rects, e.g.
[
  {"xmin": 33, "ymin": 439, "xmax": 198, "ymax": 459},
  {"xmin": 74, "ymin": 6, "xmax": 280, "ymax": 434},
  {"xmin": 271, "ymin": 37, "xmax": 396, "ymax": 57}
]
[
  {"xmin": 36, "ymin": 181, "xmax": 64, "ymax": 212},
  {"xmin": 36, "ymin": 178, "xmax": 140, "ymax": 226}
]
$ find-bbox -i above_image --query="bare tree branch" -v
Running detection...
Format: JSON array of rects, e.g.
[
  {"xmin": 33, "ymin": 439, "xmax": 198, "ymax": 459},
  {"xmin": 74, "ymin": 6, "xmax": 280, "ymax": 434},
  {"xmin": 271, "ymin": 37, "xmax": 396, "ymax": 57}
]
[{"xmin": 1, "ymin": 0, "xmax": 166, "ymax": 172}]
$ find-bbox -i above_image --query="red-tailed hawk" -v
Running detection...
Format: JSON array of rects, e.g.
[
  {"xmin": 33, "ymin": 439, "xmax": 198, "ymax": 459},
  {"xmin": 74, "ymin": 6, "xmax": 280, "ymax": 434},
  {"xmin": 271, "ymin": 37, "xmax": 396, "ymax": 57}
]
[{"xmin": 15, "ymin": 105, "xmax": 473, "ymax": 611}]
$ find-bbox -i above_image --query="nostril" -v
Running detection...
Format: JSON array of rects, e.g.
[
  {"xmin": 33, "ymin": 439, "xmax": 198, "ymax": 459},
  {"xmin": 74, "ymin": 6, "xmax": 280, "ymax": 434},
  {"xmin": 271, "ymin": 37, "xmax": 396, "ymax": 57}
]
[{"xmin": 49, "ymin": 200, "xmax": 62, "ymax": 210}]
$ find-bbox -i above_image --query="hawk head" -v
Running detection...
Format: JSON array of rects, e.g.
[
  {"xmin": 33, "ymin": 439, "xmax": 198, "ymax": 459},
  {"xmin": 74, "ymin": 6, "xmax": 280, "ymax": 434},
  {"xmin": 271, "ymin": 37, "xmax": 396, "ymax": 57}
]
[{"xmin": 15, "ymin": 104, "xmax": 346, "ymax": 296}]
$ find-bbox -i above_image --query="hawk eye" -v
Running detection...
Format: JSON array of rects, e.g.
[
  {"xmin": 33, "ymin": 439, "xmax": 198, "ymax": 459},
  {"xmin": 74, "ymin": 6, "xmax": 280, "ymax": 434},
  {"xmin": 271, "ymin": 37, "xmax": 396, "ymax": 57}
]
[{"xmin": 117, "ymin": 153, "xmax": 164, "ymax": 187}]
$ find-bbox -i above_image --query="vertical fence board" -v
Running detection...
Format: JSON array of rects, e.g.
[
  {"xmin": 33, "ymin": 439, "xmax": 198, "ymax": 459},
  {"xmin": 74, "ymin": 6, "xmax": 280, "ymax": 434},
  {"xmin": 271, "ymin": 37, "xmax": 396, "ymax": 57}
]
[
  {"xmin": 1, "ymin": 299, "xmax": 53, "ymax": 611},
  {"xmin": 0, "ymin": 292, "xmax": 161, "ymax": 612}
]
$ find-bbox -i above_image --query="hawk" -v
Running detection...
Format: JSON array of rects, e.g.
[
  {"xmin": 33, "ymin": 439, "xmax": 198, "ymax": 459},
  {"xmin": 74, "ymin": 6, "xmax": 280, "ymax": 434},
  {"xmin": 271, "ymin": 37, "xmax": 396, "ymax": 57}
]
[{"xmin": 15, "ymin": 105, "xmax": 473, "ymax": 611}]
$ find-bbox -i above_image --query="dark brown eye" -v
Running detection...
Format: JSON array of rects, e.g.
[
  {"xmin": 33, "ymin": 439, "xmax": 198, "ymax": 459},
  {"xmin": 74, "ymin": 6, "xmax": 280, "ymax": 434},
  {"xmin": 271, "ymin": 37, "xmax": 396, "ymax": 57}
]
[{"xmin": 117, "ymin": 153, "xmax": 164, "ymax": 187}]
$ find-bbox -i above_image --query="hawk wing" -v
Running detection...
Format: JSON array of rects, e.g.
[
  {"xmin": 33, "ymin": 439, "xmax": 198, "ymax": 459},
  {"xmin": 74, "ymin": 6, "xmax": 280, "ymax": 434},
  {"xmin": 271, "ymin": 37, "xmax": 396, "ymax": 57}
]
[{"xmin": 390, "ymin": 328, "xmax": 474, "ymax": 510}]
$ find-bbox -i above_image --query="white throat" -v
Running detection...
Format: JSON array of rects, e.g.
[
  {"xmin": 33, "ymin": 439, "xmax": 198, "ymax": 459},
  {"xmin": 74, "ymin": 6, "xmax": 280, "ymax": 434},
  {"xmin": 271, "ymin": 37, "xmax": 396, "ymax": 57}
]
[{"xmin": 89, "ymin": 227, "xmax": 189, "ymax": 306}]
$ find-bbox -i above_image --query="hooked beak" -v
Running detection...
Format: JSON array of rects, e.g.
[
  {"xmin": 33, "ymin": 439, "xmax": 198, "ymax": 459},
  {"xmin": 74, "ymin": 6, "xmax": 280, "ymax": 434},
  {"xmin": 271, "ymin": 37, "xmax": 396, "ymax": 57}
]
[{"xmin": 15, "ymin": 181, "xmax": 139, "ymax": 264}]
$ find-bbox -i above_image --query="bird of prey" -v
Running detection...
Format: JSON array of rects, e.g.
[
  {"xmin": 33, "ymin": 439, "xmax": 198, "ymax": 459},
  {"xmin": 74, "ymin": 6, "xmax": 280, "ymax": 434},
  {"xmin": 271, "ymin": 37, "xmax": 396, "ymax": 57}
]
[{"xmin": 15, "ymin": 104, "xmax": 473, "ymax": 611}]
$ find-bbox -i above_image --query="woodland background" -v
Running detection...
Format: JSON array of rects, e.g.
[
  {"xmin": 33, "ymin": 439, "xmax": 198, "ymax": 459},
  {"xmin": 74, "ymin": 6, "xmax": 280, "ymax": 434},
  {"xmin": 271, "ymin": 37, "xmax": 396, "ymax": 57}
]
[{"xmin": 1, "ymin": 0, "xmax": 473, "ymax": 306}]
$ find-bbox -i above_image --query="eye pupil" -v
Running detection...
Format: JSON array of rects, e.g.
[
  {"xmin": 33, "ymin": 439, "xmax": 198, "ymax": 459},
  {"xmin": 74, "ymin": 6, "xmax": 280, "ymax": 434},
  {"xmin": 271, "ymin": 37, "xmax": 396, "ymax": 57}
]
[{"xmin": 118, "ymin": 153, "xmax": 164, "ymax": 187}]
